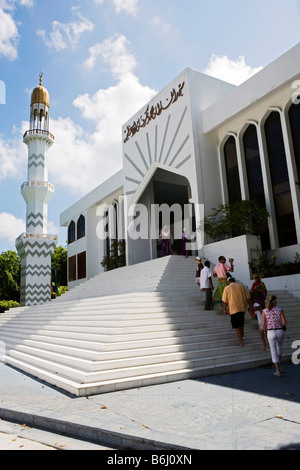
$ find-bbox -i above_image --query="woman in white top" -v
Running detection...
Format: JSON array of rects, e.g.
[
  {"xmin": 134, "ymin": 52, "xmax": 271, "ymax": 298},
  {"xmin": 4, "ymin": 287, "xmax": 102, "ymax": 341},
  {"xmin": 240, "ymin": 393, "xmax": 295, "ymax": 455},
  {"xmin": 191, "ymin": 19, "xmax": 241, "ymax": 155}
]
[
  {"xmin": 159, "ymin": 225, "xmax": 173, "ymax": 256},
  {"xmin": 262, "ymin": 295, "xmax": 287, "ymax": 376}
]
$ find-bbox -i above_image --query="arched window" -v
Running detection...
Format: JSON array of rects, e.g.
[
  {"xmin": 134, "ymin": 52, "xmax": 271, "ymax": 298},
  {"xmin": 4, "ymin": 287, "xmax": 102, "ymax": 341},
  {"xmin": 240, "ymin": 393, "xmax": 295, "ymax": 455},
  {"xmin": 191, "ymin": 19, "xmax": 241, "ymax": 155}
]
[
  {"xmin": 243, "ymin": 125, "xmax": 264, "ymax": 197},
  {"xmin": 223, "ymin": 136, "xmax": 241, "ymax": 203},
  {"xmin": 68, "ymin": 220, "xmax": 75, "ymax": 244},
  {"xmin": 243, "ymin": 124, "xmax": 270, "ymax": 249},
  {"xmin": 264, "ymin": 111, "xmax": 297, "ymax": 247},
  {"xmin": 77, "ymin": 214, "xmax": 85, "ymax": 240},
  {"xmin": 288, "ymin": 102, "xmax": 300, "ymax": 184}
]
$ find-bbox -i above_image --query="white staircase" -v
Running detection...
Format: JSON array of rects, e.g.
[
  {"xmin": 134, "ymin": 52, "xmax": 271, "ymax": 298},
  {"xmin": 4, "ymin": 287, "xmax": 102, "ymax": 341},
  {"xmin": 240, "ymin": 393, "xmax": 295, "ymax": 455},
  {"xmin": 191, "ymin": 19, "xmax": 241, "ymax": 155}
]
[{"xmin": 0, "ymin": 255, "xmax": 299, "ymax": 396}]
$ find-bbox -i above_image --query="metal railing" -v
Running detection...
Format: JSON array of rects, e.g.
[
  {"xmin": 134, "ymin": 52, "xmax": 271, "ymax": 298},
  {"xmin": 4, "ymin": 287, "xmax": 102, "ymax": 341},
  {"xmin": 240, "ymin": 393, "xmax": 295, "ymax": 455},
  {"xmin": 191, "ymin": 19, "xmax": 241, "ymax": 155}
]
[
  {"xmin": 23, "ymin": 129, "xmax": 54, "ymax": 140},
  {"xmin": 21, "ymin": 181, "xmax": 55, "ymax": 191},
  {"xmin": 15, "ymin": 233, "xmax": 58, "ymax": 243}
]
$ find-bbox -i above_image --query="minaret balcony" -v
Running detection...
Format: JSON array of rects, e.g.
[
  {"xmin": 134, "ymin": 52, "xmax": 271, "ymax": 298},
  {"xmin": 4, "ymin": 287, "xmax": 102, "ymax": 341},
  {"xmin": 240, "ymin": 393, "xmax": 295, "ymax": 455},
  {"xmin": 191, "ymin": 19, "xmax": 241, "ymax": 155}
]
[
  {"xmin": 21, "ymin": 181, "xmax": 54, "ymax": 191},
  {"xmin": 16, "ymin": 233, "xmax": 58, "ymax": 244},
  {"xmin": 23, "ymin": 129, "xmax": 54, "ymax": 144},
  {"xmin": 21, "ymin": 181, "xmax": 55, "ymax": 204}
]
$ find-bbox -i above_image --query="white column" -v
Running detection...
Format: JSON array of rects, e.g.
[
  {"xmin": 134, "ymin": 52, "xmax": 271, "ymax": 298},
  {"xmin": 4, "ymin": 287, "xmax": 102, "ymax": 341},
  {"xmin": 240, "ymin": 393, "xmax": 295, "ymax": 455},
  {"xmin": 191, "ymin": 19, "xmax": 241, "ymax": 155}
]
[{"xmin": 236, "ymin": 133, "xmax": 248, "ymax": 200}]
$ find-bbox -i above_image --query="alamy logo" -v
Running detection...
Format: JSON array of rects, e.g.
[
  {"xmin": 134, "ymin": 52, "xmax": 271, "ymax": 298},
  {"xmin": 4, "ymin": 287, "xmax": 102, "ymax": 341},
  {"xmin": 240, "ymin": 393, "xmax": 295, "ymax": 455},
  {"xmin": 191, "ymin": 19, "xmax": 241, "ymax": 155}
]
[
  {"xmin": 0, "ymin": 80, "xmax": 5, "ymax": 104},
  {"xmin": 0, "ymin": 341, "xmax": 5, "ymax": 362},
  {"xmin": 292, "ymin": 80, "xmax": 300, "ymax": 105},
  {"xmin": 96, "ymin": 201, "xmax": 205, "ymax": 251},
  {"xmin": 291, "ymin": 340, "xmax": 300, "ymax": 365}
]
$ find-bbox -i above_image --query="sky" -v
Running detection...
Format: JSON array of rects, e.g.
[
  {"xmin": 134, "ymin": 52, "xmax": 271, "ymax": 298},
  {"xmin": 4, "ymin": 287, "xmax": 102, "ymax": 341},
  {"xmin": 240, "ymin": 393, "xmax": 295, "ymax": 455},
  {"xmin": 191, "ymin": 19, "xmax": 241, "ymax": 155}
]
[{"xmin": 0, "ymin": 0, "xmax": 300, "ymax": 253}]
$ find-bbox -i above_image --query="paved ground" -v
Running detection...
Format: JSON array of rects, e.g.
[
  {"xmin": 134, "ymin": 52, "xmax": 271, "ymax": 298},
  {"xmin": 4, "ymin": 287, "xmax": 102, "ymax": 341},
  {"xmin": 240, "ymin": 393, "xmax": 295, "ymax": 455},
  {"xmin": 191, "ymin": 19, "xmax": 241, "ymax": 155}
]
[{"xmin": 0, "ymin": 358, "xmax": 299, "ymax": 451}]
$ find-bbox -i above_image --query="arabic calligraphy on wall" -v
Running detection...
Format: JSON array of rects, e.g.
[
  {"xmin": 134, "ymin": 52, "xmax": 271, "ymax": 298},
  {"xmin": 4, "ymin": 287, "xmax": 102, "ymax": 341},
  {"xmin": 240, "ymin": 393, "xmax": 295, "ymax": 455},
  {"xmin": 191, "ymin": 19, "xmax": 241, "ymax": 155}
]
[{"xmin": 123, "ymin": 82, "xmax": 185, "ymax": 143}]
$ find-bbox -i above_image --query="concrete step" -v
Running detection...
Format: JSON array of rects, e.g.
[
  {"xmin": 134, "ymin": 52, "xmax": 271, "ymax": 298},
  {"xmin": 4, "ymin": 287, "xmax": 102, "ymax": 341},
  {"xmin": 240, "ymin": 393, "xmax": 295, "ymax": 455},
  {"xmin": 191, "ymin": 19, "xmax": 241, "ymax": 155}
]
[
  {"xmin": 7, "ymin": 339, "xmax": 294, "ymax": 384},
  {"xmin": 6, "ymin": 330, "xmax": 297, "ymax": 374},
  {"xmin": 2, "ymin": 255, "xmax": 300, "ymax": 396},
  {"xmin": 4, "ymin": 343, "xmax": 294, "ymax": 397},
  {"xmin": 1, "ymin": 331, "xmax": 269, "ymax": 362}
]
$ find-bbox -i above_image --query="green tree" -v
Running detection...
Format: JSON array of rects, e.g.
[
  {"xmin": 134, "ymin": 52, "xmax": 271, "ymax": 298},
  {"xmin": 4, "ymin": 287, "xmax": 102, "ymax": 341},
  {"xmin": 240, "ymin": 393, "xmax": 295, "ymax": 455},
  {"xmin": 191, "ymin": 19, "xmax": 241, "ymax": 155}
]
[
  {"xmin": 51, "ymin": 246, "xmax": 67, "ymax": 287},
  {"xmin": 201, "ymin": 199, "xmax": 269, "ymax": 243},
  {"xmin": 0, "ymin": 250, "xmax": 20, "ymax": 302},
  {"xmin": 101, "ymin": 240, "xmax": 126, "ymax": 271}
]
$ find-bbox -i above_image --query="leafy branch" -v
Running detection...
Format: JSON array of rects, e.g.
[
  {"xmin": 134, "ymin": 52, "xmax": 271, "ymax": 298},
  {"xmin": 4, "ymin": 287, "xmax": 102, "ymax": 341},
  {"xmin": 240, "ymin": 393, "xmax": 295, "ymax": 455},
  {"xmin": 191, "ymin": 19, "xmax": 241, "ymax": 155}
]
[{"xmin": 200, "ymin": 199, "xmax": 269, "ymax": 243}]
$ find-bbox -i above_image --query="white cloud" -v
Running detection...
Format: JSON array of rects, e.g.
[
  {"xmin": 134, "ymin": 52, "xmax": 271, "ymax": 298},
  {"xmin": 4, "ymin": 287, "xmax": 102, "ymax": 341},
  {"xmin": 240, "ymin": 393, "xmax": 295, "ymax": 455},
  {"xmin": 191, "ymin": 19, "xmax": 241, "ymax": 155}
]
[
  {"xmin": 0, "ymin": 0, "xmax": 34, "ymax": 61},
  {"xmin": 0, "ymin": 0, "xmax": 33, "ymax": 7},
  {"xmin": 149, "ymin": 16, "xmax": 170, "ymax": 34},
  {"xmin": 93, "ymin": 0, "xmax": 139, "ymax": 16},
  {"xmin": 111, "ymin": 0, "xmax": 138, "ymax": 16},
  {"xmin": 37, "ymin": 10, "xmax": 94, "ymax": 51},
  {"xmin": 45, "ymin": 34, "xmax": 157, "ymax": 195},
  {"xmin": 0, "ymin": 213, "xmax": 25, "ymax": 243},
  {"xmin": 0, "ymin": 213, "xmax": 58, "ymax": 244},
  {"xmin": 48, "ymin": 73, "xmax": 156, "ymax": 195},
  {"xmin": 84, "ymin": 34, "xmax": 137, "ymax": 77},
  {"xmin": 203, "ymin": 54, "xmax": 263, "ymax": 86},
  {"xmin": 47, "ymin": 219, "xmax": 59, "ymax": 235},
  {"xmin": 0, "ymin": 125, "xmax": 27, "ymax": 180},
  {"xmin": 19, "ymin": 0, "xmax": 33, "ymax": 6},
  {"xmin": 0, "ymin": 7, "xmax": 19, "ymax": 60}
]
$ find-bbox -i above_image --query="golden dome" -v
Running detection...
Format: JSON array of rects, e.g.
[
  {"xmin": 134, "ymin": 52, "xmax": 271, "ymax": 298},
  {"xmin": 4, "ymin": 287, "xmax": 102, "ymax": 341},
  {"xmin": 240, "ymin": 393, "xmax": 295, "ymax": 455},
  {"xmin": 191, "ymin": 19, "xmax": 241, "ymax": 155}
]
[{"xmin": 31, "ymin": 72, "xmax": 50, "ymax": 107}]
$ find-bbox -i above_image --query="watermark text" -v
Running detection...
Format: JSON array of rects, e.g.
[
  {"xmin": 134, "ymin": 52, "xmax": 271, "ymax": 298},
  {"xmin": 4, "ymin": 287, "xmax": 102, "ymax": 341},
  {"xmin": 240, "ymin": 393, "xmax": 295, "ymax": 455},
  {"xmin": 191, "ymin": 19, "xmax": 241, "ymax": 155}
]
[{"xmin": 0, "ymin": 80, "xmax": 5, "ymax": 104}]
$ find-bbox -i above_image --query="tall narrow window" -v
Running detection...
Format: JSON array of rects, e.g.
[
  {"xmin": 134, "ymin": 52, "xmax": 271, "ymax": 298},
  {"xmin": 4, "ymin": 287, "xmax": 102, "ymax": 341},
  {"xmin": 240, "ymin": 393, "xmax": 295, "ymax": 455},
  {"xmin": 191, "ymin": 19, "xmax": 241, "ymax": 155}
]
[
  {"xmin": 288, "ymin": 103, "xmax": 300, "ymax": 184},
  {"xmin": 68, "ymin": 221, "xmax": 75, "ymax": 244},
  {"xmin": 264, "ymin": 111, "xmax": 297, "ymax": 247},
  {"xmin": 243, "ymin": 124, "xmax": 270, "ymax": 249},
  {"xmin": 224, "ymin": 136, "xmax": 241, "ymax": 203},
  {"xmin": 77, "ymin": 251, "xmax": 86, "ymax": 280},
  {"xmin": 68, "ymin": 255, "xmax": 76, "ymax": 282},
  {"xmin": 77, "ymin": 214, "xmax": 85, "ymax": 240}
]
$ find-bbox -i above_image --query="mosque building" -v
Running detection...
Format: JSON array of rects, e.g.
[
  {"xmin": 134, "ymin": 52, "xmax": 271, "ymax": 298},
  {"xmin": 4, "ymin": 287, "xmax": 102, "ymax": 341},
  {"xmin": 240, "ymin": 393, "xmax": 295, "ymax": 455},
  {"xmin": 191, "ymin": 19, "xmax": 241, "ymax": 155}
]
[{"xmin": 60, "ymin": 43, "xmax": 300, "ymax": 289}]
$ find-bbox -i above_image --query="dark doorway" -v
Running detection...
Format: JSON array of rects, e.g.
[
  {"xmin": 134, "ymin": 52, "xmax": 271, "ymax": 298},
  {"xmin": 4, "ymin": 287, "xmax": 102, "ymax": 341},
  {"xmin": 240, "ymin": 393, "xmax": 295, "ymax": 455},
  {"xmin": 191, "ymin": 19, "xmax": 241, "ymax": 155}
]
[{"xmin": 153, "ymin": 180, "xmax": 191, "ymax": 256}]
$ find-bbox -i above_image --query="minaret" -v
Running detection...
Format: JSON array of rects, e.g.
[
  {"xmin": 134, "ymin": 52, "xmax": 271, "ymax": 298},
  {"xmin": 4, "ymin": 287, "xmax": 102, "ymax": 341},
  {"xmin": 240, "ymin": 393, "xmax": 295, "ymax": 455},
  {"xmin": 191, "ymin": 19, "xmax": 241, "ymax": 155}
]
[{"xmin": 16, "ymin": 73, "xmax": 57, "ymax": 306}]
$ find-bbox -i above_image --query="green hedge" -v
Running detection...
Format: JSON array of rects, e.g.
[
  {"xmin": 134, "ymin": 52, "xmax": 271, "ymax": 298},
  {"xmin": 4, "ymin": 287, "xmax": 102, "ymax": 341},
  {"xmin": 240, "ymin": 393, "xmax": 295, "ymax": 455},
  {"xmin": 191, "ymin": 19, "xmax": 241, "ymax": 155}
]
[
  {"xmin": 249, "ymin": 249, "xmax": 300, "ymax": 278},
  {"xmin": 0, "ymin": 300, "xmax": 20, "ymax": 313}
]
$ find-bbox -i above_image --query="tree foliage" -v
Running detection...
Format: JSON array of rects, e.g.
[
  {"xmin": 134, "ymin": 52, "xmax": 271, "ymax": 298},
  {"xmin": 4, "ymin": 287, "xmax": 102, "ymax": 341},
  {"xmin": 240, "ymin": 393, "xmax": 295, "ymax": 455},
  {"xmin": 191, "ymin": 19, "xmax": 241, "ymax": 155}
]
[
  {"xmin": 0, "ymin": 247, "xmax": 68, "ymax": 303},
  {"xmin": 249, "ymin": 248, "xmax": 300, "ymax": 278},
  {"xmin": 201, "ymin": 200, "xmax": 269, "ymax": 243},
  {"xmin": 0, "ymin": 250, "xmax": 20, "ymax": 302},
  {"xmin": 51, "ymin": 246, "xmax": 67, "ymax": 287},
  {"xmin": 0, "ymin": 300, "xmax": 19, "ymax": 313},
  {"xmin": 101, "ymin": 240, "xmax": 126, "ymax": 271}
]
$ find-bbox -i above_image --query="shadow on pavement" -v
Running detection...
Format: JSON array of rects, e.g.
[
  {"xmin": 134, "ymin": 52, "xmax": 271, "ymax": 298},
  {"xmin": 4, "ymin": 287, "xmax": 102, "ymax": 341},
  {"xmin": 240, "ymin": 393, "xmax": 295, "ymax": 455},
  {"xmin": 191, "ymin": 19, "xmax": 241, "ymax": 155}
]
[{"xmin": 196, "ymin": 361, "xmax": 300, "ymax": 404}]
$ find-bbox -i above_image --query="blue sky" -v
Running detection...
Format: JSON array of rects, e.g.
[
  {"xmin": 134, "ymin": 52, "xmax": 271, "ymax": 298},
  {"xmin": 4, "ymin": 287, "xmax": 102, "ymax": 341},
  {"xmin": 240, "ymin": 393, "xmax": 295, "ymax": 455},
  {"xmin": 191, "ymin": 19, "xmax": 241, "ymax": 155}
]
[{"xmin": 0, "ymin": 0, "xmax": 300, "ymax": 253}]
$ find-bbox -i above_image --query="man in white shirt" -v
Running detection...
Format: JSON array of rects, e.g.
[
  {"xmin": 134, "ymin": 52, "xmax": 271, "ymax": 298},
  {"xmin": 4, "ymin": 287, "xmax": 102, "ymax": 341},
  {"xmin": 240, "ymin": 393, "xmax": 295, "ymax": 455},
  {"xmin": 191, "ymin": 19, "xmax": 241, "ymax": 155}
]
[{"xmin": 200, "ymin": 260, "xmax": 214, "ymax": 310}]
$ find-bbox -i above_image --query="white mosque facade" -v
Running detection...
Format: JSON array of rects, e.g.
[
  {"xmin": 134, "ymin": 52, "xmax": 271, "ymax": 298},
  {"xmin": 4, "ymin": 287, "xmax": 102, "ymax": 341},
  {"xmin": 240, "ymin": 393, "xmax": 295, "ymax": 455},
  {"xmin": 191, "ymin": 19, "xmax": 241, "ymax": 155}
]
[{"xmin": 60, "ymin": 44, "xmax": 300, "ymax": 289}]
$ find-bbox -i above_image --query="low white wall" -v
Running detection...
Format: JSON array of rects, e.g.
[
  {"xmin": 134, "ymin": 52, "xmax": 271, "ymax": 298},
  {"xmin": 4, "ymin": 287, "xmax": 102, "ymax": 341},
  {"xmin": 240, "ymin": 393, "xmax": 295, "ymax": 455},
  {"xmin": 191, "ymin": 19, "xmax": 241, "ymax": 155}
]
[
  {"xmin": 270, "ymin": 244, "xmax": 300, "ymax": 264},
  {"xmin": 245, "ymin": 273, "xmax": 300, "ymax": 302},
  {"xmin": 202, "ymin": 234, "xmax": 262, "ymax": 286}
]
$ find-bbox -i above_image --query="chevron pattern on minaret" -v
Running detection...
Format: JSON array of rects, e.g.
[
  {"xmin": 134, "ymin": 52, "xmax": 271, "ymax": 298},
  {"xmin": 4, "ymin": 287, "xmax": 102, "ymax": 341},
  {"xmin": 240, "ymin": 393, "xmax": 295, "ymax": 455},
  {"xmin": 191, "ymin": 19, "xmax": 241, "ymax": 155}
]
[
  {"xmin": 21, "ymin": 263, "xmax": 52, "ymax": 277},
  {"xmin": 28, "ymin": 153, "xmax": 46, "ymax": 169},
  {"xmin": 27, "ymin": 212, "xmax": 44, "ymax": 228},
  {"xmin": 16, "ymin": 239, "xmax": 57, "ymax": 258},
  {"xmin": 20, "ymin": 282, "xmax": 52, "ymax": 305}
]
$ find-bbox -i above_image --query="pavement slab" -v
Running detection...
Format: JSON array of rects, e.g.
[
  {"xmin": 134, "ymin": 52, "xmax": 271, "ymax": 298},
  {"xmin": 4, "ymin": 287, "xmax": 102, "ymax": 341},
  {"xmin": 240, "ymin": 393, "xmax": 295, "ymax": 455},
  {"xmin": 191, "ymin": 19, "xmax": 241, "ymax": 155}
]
[{"xmin": 0, "ymin": 360, "xmax": 299, "ymax": 451}]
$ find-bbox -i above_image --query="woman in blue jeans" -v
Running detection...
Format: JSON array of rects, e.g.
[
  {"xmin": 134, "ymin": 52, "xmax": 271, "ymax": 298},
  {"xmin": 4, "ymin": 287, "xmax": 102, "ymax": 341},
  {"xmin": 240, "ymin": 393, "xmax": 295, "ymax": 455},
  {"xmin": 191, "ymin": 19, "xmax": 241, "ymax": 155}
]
[{"xmin": 262, "ymin": 295, "xmax": 287, "ymax": 376}]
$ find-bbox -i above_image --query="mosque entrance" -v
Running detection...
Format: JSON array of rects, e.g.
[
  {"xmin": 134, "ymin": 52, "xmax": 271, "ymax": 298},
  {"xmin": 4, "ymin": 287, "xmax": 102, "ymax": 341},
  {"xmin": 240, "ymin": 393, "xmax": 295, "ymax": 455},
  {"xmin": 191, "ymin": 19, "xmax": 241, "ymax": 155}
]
[
  {"xmin": 153, "ymin": 179, "xmax": 191, "ymax": 256},
  {"xmin": 128, "ymin": 167, "xmax": 195, "ymax": 265}
]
